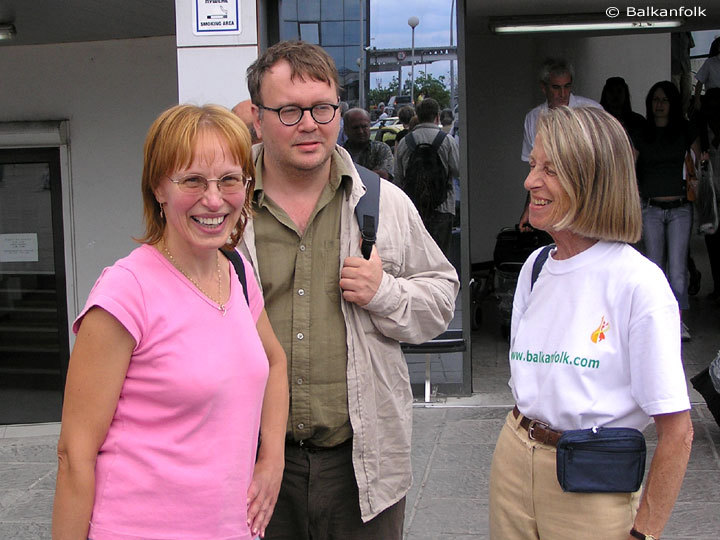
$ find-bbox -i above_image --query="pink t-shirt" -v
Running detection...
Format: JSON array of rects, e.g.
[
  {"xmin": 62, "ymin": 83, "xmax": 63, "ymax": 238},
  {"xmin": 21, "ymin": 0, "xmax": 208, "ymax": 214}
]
[{"xmin": 74, "ymin": 244, "xmax": 268, "ymax": 540}]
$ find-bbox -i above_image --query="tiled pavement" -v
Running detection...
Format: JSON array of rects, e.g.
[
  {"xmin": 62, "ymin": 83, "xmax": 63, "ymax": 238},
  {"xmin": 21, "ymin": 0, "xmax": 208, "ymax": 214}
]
[{"xmin": 2, "ymin": 238, "xmax": 720, "ymax": 539}]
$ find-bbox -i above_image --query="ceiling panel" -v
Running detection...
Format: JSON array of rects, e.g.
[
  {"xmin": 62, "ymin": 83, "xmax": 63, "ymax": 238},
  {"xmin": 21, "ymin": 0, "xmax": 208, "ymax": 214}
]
[{"xmin": 0, "ymin": 0, "xmax": 176, "ymax": 47}]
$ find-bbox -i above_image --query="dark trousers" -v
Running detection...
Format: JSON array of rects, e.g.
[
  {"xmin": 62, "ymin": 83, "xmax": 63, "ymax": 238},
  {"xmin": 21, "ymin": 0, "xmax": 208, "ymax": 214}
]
[
  {"xmin": 706, "ymin": 228, "xmax": 720, "ymax": 294},
  {"xmin": 265, "ymin": 442, "xmax": 406, "ymax": 540},
  {"xmin": 423, "ymin": 211, "xmax": 453, "ymax": 255}
]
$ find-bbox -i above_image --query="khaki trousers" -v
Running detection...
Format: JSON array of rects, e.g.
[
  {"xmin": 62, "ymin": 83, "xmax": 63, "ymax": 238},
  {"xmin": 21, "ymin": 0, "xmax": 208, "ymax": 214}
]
[{"xmin": 489, "ymin": 411, "xmax": 641, "ymax": 540}]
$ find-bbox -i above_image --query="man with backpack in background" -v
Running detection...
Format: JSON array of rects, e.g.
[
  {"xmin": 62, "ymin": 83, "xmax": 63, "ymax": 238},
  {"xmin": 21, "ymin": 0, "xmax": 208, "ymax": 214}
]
[{"xmin": 394, "ymin": 98, "xmax": 460, "ymax": 255}]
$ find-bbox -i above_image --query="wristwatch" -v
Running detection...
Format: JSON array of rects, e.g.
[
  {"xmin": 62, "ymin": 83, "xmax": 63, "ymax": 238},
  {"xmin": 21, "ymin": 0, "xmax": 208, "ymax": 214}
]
[{"xmin": 630, "ymin": 528, "xmax": 657, "ymax": 540}]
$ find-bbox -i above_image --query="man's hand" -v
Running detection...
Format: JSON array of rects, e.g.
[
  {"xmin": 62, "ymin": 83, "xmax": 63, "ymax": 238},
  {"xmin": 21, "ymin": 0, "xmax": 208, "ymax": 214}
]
[
  {"xmin": 340, "ymin": 246, "xmax": 383, "ymax": 306},
  {"xmin": 246, "ymin": 456, "xmax": 284, "ymax": 538}
]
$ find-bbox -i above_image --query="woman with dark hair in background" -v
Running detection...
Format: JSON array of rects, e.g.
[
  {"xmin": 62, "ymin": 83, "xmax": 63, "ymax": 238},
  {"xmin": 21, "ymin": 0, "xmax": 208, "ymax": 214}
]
[
  {"xmin": 632, "ymin": 81, "xmax": 701, "ymax": 341},
  {"xmin": 600, "ymin": 76, "xmax": 645, "ymax": 139}
]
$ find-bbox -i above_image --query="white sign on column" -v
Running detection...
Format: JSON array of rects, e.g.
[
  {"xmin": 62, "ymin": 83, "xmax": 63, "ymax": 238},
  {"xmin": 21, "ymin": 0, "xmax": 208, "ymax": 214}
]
[
  {"xmin": 193, "ymin": 0, "xmax": 241, "ymax": 35},
  {"xmin": 176, "ymin": 0, "xmax": 258, "ymax": 108}
]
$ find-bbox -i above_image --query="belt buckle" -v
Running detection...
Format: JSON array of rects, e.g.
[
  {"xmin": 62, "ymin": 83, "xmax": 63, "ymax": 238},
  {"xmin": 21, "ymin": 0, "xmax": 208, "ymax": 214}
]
[{"xmin": 527, "ymin": 419, "xmax": 549, "ymax": 441}]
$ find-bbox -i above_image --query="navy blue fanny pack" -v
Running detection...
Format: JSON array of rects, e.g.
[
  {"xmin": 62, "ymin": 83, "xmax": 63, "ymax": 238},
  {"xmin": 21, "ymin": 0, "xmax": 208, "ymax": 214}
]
[{"xmin": 556, "ymin": 426, "xmax": 646, "ymax": 493}]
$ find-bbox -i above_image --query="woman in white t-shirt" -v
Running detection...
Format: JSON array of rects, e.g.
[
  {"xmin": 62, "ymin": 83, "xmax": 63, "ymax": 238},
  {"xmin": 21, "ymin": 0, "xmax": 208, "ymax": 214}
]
[{"xmin": 489, "ymin": 106, "xmax": 693, "ymax": 540}]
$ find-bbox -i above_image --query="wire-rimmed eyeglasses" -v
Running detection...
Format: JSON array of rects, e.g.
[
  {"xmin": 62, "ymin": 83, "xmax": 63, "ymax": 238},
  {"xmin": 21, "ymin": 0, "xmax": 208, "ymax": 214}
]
[
  {"xmin": 167, "ymin": 172, "xmax": 249, "ymax": 194},
  {"xmin": 258, "ymin": 103, "xmax": 340, "ymax": 126}
]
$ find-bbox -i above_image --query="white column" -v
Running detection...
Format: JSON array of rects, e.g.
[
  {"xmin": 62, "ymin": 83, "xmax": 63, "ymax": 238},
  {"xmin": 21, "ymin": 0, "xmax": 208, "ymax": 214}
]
[{"xmin": 175, "ymin": 0, "xmax": 259, "ymax": 108}]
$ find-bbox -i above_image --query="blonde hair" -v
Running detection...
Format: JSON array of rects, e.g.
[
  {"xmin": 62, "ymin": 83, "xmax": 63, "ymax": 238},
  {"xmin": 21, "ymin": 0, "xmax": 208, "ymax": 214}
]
[
  {"xmin": 137, "ymin": 104, "xmax": 255, "ymax": 248},
  {"xmin": 535, "ymin": 106, "xmax": 641, "ymax": 243}
]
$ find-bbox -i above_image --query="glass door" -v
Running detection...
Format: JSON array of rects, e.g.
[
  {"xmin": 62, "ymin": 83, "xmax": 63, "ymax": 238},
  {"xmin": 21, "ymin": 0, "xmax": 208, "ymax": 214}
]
[{"xmin": 0, "ymin": 148, "xmax": 69, "ymax": 424}]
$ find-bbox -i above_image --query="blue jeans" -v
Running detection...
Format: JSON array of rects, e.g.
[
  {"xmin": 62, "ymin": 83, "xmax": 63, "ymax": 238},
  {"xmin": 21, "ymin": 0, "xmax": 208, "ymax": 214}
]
[{"xmin": 641, "ymin": 201, "xmax": 692, "ymax": 309}]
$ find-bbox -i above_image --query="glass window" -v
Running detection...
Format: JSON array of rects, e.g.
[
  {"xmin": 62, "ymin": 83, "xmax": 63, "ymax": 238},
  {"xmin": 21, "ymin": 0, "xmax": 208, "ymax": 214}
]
[
  {"xmin": 344, "ymin": 21, "xmax": 360, "ymax": 46},
  {"xmin": 325, "ymin": 46, "xmax": 345, "ymax": 72},
  {"xmin": 298, "ymin": 0, "xmax": 321, "ymax": 21},
  {"xmin": 344, "ymin": 0, "xmax": 361, "ymax": 20},
  {"xmin": 280, "ymin": 20, "xmax": 299, "ymax": 41},
  {"xmin": 344, "ymin": 46, "xmax": 360, "ymax": 76},
  {"xmin": 300, "ymin": 23, "xmax": 320, "ymax": 45},
  {"xmin": 280, "ymin": 0, "xmax": 298, "ymax": 20},
  {"xmin": 321, "ymin": 22, "xmax": 344, "ymax": 47},
  {"xmin": 321, "ymin": 0, "xmax": 343, "ymax": 20}
]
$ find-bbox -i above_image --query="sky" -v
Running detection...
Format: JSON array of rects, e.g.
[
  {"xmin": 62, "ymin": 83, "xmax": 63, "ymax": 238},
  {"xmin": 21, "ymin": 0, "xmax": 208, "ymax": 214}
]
[{"xmin": 369, "ymin": 0, "xmax": 457, "ymax": 90}]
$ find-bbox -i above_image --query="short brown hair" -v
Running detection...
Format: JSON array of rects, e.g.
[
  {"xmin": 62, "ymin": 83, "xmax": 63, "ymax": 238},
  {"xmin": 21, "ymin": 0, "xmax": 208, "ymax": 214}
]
[
  {"xmin": 137, "ymin": 104, "xmax": 255, "ymax": 248},
  {"xmin": 535, "ymin": 106, "xmax": 641, "ymax": 243},
  {"xmin": 246, "ymin": 40, "xmax": 341, "ymax": 105}
]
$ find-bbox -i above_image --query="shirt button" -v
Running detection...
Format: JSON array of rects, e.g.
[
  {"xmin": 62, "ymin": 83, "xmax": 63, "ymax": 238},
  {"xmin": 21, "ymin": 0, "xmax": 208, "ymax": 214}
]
[
  {"xmin": 298, "ymin": 289, "xmax": 305, "ymax": 296},
  {"xmin": 297, "ymin": 332, "xmax": 304, "ymax": 340},
  {"xmin": 297, "ymin": 378, "xmax": 303, "ymax": 385},
  {"xmin": 299, "ymin": 245, "xmax": 306, "ymax": 252},
  {"xmin": 298, "ymin": 423, "xmax": 305, "ymax": 430}
]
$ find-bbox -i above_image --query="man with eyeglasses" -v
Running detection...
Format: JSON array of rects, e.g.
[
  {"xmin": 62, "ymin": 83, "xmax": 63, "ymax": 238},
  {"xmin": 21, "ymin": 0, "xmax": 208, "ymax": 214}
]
[{"xmin": 239, "ymin": 40, "xmax": 459, "ymax": 540}]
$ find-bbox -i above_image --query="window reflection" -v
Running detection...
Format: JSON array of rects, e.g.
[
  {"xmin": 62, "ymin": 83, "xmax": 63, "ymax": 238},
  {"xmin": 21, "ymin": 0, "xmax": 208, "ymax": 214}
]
[
  {"xmin": 321, "ymin": 22, "xmax": 344, "ymax": 47},
  {"xmin": 298, "ymin": 0, "xmax": 320, "ymax": 20},
  {"xmin": 299, "ymin": 23, "xmax": 319, "ymax": 44}
]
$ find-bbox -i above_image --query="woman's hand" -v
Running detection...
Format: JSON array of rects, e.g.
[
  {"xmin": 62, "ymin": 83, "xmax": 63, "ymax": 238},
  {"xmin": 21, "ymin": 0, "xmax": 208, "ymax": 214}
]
[
  {"xmin": 248, "ymin": 310, "xmax": 288, "ymax": 538},
  {"xmin": 630, "ymin": 410, "xmax": 693, "ymax": 539},
  {"xmin": 246, "ymin": 455, "xmax": 284, "ymax": 538}
]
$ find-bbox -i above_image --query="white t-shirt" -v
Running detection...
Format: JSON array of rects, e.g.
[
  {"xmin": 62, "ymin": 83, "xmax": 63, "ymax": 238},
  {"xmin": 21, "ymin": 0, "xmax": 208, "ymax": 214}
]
[
  {"xmin": 696, "ymin": 55, "xmax": 720, "ymax": 90},
  {"xmin": 509, "ymin": 241, "xmax": 690, "ymax": 432},
  {"xmin": 521, "ymin": 94, "xmax": 602, "ymax": 161}
]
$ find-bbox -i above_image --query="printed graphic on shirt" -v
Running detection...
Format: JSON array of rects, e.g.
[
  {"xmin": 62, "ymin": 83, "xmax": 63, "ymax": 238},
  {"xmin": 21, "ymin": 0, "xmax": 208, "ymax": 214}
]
[
  {"xmin": 510, "ymin": 349, "xmax": 600, "ymax": 369},
  {"xmin": 591, "ymin": 316, "xmax": 610, "ymax": 344}
]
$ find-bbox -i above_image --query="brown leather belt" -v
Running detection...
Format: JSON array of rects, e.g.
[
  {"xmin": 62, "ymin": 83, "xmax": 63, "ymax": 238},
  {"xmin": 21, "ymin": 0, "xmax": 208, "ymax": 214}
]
[{"xmin": 512, "ymin": 406, "xmax": 563, "ymax": 447}]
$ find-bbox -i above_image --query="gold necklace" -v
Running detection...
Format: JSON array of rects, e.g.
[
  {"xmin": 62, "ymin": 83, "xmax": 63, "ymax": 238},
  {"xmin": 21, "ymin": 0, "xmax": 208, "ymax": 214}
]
[{"xmin": 162, "ymin": 243, "xmax": 226, "ymax": 316}]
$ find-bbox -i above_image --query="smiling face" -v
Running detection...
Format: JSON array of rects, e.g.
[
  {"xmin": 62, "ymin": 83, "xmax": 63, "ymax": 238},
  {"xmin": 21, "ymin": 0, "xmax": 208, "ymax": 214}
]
[
  {"xmin": 154, "ymin": 129, "xmax": 246, "ymax": 256},
  {"xmin": 253, "ymin": 60, "xmax": 340, "ymax": 177},
  {"xmin": 524, "ymin": 135, "xmax": 569, "ymax": 232},
  {"xmin": 542, "ymin": 72, "xmax": 573, "ymax": 109}
]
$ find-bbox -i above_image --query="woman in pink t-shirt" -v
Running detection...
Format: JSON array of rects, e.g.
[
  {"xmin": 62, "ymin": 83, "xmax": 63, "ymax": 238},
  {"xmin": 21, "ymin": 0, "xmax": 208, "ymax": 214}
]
[{"xmin": 52, "ymin": 105, "xmax": 288, "ymax": 540}]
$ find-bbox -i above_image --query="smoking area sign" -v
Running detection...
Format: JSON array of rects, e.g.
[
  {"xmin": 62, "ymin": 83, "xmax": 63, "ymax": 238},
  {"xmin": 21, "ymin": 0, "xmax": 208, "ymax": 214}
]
[{"xmin": 193, "ymin": 0, "xmax": 241, "ymax": 34}]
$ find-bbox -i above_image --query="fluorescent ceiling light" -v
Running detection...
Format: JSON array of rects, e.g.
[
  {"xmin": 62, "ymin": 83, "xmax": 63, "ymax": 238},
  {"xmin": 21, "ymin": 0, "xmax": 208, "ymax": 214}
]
[
  {"xmin": 492, "ymin": 20, "xmax": 682, "ymax": 34},
  {"xmin": 0, "ymin": 24, "xmax": 16, "ymax": 41}
]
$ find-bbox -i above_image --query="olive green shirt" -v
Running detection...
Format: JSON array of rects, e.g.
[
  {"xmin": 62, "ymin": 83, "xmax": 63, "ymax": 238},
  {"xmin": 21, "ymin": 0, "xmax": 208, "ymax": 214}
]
[{"xmin": 253, "ymin": 149, "xmax": 352, "ymax": 447}]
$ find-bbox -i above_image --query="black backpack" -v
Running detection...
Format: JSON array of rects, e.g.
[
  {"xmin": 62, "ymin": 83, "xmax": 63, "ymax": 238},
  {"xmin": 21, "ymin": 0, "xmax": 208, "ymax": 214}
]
[{"xmin": 402, "ymin": 130, "xmax": 450, "ymax": 220}]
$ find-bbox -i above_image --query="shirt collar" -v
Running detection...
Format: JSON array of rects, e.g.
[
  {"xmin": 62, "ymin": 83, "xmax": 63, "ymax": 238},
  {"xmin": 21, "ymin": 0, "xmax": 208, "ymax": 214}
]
[{"xmin": 253, "ymin": 146, "xmax": 354, "ymax": 206}]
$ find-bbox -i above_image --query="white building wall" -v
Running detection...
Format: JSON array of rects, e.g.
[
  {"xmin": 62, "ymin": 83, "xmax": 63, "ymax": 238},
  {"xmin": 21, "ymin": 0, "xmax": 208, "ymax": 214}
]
[{"xmin": 0, "ymin": 36, "xmax": 179, "ymax": 312}]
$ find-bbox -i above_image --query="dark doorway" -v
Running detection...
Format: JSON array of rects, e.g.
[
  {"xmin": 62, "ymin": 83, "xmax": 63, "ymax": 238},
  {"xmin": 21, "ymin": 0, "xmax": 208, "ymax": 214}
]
[{"xmin": 0, "ymin": 147, "xmax": 69, "ymax": 424}]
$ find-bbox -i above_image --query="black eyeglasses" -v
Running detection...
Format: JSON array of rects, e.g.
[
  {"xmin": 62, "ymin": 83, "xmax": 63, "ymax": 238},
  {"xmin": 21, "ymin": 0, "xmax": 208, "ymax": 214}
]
[{"xmin": 258, "ymin": 103, "xmax": 339, "ymax": 126}]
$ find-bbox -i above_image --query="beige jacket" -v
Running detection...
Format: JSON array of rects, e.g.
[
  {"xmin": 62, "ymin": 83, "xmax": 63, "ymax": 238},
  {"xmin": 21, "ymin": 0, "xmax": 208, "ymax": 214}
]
[{"xmin": 239, "ymin": 145, "xmax": 459, "ymax": 521}]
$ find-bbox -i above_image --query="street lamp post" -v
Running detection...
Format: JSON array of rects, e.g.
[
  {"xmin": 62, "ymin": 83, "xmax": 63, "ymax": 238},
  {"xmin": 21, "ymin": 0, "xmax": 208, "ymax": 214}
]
[{"xmin": 408, "ymin": 16, "xmax": 419, "ymax": 104}]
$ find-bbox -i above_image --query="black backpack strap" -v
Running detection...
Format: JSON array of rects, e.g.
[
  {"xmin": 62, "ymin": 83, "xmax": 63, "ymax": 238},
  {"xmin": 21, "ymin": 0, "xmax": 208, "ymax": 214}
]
[
  {"xmin": 431, "ymin": 129, "xmax": 447, "ymax": 150},
  {"xmin": 354, "ymin": 165, "xmax": 381, "ymax": 260},
  {"xmin": 220, "ymin": 248, "xmax": 249, "ymax": 304},
  {"xmin": 531, "ymin": 245, "xmax": 554, "ymax": 291},
  {"xmin": 405, "ymin": 131, "xmax": 417, "ymax": 152}
]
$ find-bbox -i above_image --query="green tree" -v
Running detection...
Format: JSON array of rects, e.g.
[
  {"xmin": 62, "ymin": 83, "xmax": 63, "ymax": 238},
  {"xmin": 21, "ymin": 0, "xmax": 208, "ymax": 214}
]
[
  {"xmin": 403, "ymin": 71, "xmax": 450, "ymax": 108},
  {"xmin": 368, "ymin": 77, "xmax": 400, "ymax": 108}
]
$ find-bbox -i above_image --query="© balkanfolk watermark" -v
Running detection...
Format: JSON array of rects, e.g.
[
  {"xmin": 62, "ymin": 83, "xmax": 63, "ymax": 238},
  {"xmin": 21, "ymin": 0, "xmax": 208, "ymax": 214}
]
[{"xmin": 606, "ymin": 6, "xmax": 707, "ymax": 18}]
